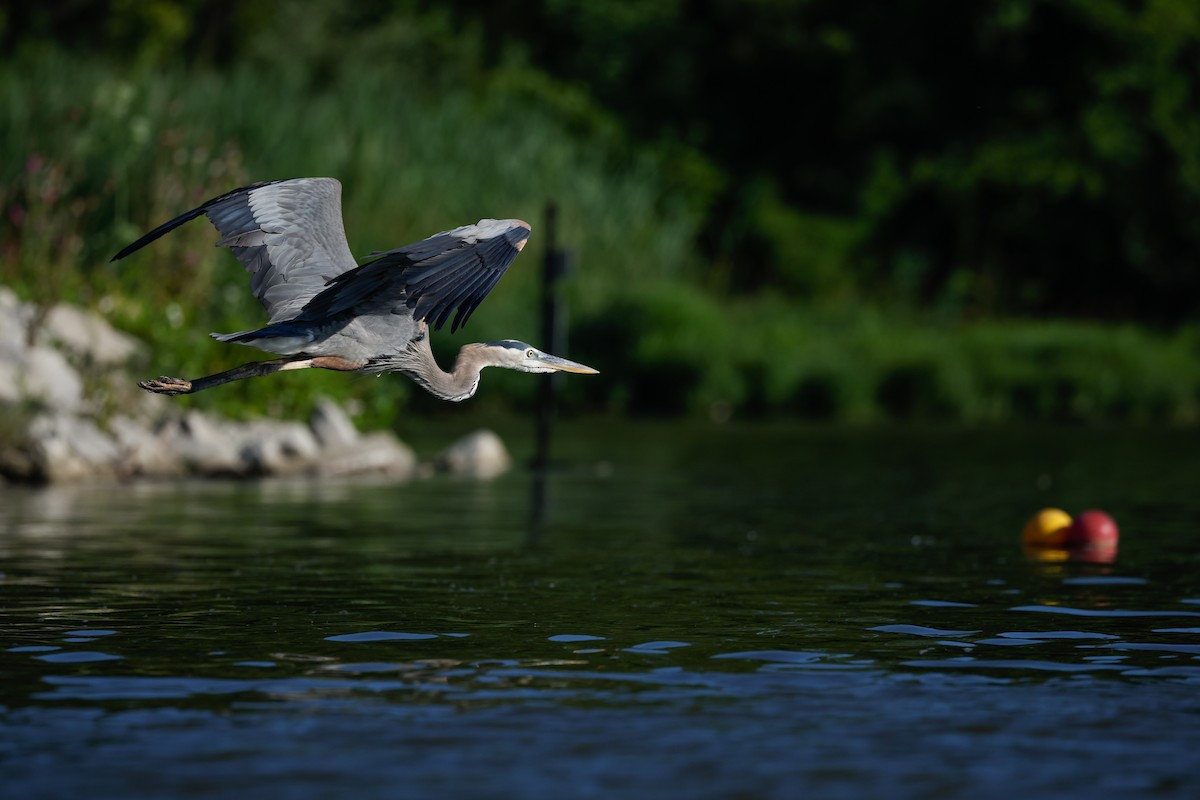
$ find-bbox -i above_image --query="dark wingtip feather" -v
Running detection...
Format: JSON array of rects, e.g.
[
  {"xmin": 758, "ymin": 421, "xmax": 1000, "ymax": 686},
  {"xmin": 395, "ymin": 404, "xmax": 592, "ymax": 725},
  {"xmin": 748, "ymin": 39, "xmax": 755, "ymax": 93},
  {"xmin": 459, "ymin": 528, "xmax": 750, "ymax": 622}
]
[
  {"xmin": 110, "ymin": 205, "xmax": 208, "ymax": 261},
  {"xmin": 294, "ymin": 216, "xmax": 527, "ymax": 334},
  {"xmin": 109, "ymin": 179, "xmax": 285, "ymax": 262},
  {"xmin": 447, "ymin": 271, "xmax": 497, "ymax": 332}
]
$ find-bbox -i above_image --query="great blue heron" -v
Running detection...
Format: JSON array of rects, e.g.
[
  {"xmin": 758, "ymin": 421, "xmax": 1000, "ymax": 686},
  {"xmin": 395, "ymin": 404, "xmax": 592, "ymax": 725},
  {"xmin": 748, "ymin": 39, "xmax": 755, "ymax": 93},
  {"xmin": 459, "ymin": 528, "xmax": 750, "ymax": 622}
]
[{"xmin": 112, "ymin": 177, "xmax": 597, "ymax": 401}]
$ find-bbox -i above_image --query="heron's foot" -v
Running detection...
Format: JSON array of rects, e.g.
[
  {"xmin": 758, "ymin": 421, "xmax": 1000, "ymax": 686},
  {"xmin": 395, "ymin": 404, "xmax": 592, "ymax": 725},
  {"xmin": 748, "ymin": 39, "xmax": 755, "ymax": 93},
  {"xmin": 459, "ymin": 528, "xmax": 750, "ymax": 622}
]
[{"xmin": 139, "ymin": 376, "xmax": 193, "ymax": 396}]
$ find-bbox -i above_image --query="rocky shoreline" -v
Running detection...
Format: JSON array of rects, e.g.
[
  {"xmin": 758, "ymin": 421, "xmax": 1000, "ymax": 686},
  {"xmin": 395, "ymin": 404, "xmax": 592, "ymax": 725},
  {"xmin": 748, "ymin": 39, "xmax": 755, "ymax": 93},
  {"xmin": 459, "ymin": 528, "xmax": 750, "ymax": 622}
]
[{"xmin": 0, "ymin": 287, "xmax": 510, "ymax": 485}]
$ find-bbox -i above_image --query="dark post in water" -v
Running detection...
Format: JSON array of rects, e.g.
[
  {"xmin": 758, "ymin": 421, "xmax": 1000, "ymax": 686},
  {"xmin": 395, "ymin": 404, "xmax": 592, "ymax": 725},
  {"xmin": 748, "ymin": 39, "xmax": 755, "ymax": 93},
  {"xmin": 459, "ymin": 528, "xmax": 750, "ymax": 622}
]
[{"xmin": 534, "ymin": 202, "xmax": 571, "ymax": 471}]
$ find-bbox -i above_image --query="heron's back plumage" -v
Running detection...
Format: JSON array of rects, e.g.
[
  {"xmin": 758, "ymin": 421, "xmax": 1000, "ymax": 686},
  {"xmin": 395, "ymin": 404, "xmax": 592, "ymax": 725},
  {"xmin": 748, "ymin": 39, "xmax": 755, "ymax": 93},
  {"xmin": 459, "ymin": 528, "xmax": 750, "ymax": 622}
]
[{"xmin": 294, "ymin": 218, "xmax": 530, "ymax": 334}]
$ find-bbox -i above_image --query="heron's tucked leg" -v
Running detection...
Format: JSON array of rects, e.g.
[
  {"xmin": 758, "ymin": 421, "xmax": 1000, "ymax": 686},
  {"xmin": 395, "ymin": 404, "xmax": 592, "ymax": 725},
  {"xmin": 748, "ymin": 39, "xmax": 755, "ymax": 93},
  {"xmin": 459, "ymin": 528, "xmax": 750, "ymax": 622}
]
[
  {"xmin": 138, "ymin": 356, "xmax": 314, "ymax": 395},
  {"xmin": 309, "ymin": 356, "xmax": 368, "ymax": 372}
]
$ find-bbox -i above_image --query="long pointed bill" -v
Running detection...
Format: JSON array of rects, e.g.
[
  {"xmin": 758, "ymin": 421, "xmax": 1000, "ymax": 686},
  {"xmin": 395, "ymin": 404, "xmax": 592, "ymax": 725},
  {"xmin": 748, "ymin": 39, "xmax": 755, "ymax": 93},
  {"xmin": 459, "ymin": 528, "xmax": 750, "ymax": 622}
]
[{"xmin": 540, "ymin": 352, "xmax": 599, "ymax": 374}]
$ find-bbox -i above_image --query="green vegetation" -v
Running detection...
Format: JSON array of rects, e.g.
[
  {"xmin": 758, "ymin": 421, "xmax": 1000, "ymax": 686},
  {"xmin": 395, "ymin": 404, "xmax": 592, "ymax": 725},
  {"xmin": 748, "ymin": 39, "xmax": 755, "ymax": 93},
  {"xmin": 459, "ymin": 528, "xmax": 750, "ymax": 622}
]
[
  {"xmin": 571, "ymin": 288, "xmax": 1200, "ymax": 424},
  {"xmin": 2, "ymin": 2, "xmax": 1199, "ymax": 427}
]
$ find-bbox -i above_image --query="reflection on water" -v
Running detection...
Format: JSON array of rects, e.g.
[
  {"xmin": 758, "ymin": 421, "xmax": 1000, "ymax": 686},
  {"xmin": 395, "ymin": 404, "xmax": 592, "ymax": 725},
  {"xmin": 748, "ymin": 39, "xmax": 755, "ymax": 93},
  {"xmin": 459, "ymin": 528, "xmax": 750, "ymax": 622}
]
[{"xmin": 2, "ymin": 422, "xmax": 1200, "ymax": 799}]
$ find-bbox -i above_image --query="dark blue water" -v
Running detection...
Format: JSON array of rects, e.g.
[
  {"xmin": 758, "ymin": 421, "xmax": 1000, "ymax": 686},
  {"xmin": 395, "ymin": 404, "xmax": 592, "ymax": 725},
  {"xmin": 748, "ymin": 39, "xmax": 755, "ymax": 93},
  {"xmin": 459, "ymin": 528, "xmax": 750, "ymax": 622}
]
[{"xmin": 2, "ymin": 423, "xmax": 1199, "ymax": 798}]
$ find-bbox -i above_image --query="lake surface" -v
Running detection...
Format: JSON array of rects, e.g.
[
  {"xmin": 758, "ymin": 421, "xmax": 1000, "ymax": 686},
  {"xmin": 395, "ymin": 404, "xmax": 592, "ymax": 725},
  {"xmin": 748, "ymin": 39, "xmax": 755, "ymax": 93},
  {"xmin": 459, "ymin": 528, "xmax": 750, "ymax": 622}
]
[{"xmin": 2, "ymin": 421, "xmax": 1199, "ymax": 799}]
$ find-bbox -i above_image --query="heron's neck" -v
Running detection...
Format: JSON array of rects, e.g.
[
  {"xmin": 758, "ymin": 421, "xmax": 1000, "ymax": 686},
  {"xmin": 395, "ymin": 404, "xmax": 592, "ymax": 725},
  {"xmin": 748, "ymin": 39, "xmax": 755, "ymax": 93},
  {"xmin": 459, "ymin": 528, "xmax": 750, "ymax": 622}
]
[{"xmin": 402, "ymin": 339, "xmax": 485, "ymax": 402}]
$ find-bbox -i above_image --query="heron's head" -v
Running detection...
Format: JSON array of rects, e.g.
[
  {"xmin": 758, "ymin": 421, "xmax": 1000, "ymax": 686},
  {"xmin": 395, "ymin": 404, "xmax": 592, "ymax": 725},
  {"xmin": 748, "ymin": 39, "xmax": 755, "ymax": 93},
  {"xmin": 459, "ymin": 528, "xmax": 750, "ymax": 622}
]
[{"xmin": 477, "ymin": 340, "xmax": 598, "ymax": 375}]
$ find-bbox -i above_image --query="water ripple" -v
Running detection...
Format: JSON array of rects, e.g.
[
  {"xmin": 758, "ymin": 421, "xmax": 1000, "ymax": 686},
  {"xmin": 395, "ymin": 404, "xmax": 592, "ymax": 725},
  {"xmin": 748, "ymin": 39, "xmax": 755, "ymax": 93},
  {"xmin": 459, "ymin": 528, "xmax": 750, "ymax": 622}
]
[
  {"xmin": 624, "ymin": 641, "xmax": 691, "ymax": 654},
  {"xmin": 871, "ymin": 624, "xmax": 981, "ymax": 637},
  {"xmin": 34, "ymin": 675, "xmax": 399, "ymax": 701},
  {"xmin": 997, "ymin": 630, "xmax": 1119, "ymax": 640},
  {"xmin": 1106, "ymin": 642, "xmax": 1200, "ymax": 655},
  {"xmin": 35, "ymin": 651, "xmax": 122, "ymax": 663},
  {"xmin": 325, "ymin": 662, "xmax": 432, "ymax": 674},
  {"xmin": 903, "ymin": 658, "xmax": 1127, "ymax": 673},
  {"xmin": 325, "ymin": 631, "xmax": 439, "ymax": 642},
  {"xmin": 1011, "ymin": 605, "xmax": 1200, "ymax": 618},
  {"xmin": 910, "ymin": 600, "xmax": 978, "ymax": 608},
  {"xmin": 8, "ymin": 645, "xmax": 60, "ymax": 653},
  {"xmin": 1061, "ymin": 577, "xmax": 1147, "ymax": 586},
  {"xmin": 1120, "ymin": 666, "xmax": 1200, "ymax": 679},
  {"xmin": 711, "ymin": 650, "xmax": 824, "ymax": 663}
]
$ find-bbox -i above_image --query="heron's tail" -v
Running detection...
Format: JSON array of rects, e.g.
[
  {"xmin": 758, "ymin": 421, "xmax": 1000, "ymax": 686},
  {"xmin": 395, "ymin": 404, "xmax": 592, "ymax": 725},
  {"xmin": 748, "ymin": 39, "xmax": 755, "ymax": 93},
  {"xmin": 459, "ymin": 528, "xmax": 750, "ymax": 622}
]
[
  {"xmin": 210, "ymin": 329, "xmax": 258, "ymax": 344},
  {"xmin": 210, "ymin": 325, "xmax": 315, "ymax": 356}
]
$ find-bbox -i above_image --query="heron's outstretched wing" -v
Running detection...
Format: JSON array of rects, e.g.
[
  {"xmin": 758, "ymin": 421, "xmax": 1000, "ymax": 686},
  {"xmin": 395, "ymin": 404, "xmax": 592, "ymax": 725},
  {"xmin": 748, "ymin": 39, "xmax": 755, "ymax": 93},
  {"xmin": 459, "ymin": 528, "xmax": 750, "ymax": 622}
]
[
  {"xmin": 295, "ymin": 218, "xmax": 531, "ymax": 333},
  {"xmin": 112, "ymin": 178, "xmax": 359, "ymax": 323}
]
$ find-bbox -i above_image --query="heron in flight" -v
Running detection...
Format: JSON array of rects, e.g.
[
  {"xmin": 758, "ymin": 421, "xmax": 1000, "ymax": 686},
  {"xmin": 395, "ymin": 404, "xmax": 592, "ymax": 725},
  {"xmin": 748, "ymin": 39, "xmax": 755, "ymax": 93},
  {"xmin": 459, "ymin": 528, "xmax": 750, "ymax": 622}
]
[{"xmin": 112, "ymin": 177, "xmax": 597, "ymax": 401}]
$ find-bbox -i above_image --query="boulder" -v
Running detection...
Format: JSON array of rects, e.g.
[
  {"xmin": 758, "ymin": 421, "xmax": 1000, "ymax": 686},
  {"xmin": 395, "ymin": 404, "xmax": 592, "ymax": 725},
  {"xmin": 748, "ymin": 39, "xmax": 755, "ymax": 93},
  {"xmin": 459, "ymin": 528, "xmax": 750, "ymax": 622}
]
[
  {"xmin": 237, "ymin": 419, "xmax": 322, "ymax": 476},
  {"xmin": 0, "ymin": 412, "xmax": 120, "ymax": 483},
  {"xmin": 309, "ymin": 396, "xmax": 360, "ymax": 449},
  {"xmin": 434, "ymin": 429, "xmax": 511, "ymax": 479},
  {"xmin": 0, "ymin": 356, "xmax": 20, "ymax": 404},
  {"xmin": 0, "ymin": 286, "xmax": 34, "ymax": 356},
  {"xmin": 316, "ymin": 430, "xmax": 417, "ymax": 479},
  {"xmin": 18, "ymin": 346, "xmax": 84, "ymax": 414},
  {"xmin": 38, "ymin": 302, "xmax": 142, "ymax": 366},
  {"xmin": 155, "ymin": 410, "xmax": 247, "ymax": 477},
  {"xmin": 107, "ymin": 414, "xmax": 184, "ymax": 478}
]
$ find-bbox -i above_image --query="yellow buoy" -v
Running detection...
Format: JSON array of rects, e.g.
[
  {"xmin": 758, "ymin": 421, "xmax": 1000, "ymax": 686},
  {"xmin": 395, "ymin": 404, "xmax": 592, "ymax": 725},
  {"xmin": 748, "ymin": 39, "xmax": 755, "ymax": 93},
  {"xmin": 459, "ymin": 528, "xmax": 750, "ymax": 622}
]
[{"xmin": 1021, "ymin": 507, "xmax": 1073, "ymax": 547}]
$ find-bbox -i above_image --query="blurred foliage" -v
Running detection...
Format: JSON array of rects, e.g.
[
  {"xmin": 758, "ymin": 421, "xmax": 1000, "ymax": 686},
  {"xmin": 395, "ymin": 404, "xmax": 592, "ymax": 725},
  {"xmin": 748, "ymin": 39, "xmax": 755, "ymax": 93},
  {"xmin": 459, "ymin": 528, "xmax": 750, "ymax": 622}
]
[
  {"xmin": 447, "ymin": 0, "xmax": 1200, "ymax": 324},
  {"xmin": 2, "ymin": 0, "xmax": 1200, "ymax": 428},
  {"xmin": 570, "ymin": 287, "xmax": 1200, "ymax": 424}
]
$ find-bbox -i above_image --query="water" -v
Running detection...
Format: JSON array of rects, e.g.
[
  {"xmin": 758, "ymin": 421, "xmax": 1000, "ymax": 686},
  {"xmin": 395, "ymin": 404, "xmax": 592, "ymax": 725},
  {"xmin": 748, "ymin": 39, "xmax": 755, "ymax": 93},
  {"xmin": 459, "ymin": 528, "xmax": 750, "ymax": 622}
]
[{"xmin": 2, "ymin": 422, "xmax": 1199, "ymax": 798}]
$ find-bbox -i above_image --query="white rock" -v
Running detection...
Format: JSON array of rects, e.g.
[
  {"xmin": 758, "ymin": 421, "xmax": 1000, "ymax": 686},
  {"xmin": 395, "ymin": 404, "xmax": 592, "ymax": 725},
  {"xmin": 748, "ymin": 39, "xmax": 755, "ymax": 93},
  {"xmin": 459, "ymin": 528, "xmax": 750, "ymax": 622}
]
[
  {"xmin": 0, "ymin": 357, "xmax": 20, "ymax": 404},
  {"xmin": 237, "ymin": 420, "xmax": 322, "ymax": 476},
  {"xmin": 19, "ymin": 346, "xmax": 84, "ymax": 414},
  {"xmin": 12, "ymin": 413, "xmax": 121, "ymax": 483},
  {"xmin": 108, "ymin": 414, "xmax": 182, "ymax": 478},
  {"xmin": 309, "ymin": 397, "xmax": 360, "ymax": 449},
  {"xmin": 38, "ymin": 303, "xmax": 142, "ymax": 365},
  {"xmin": 156, "ymin": 410, "xmax": 245, "ymax": 476},
  {"xmin": 317, "ymin": 430, "xmax": 417, "ymax": 479},
  {"xmin": 0, "ymin": 286, "xmax": 33, "ymax": 357},
  {"xmin": 435, "ymin": 429, "xmax": 511, "ymax": 479}
]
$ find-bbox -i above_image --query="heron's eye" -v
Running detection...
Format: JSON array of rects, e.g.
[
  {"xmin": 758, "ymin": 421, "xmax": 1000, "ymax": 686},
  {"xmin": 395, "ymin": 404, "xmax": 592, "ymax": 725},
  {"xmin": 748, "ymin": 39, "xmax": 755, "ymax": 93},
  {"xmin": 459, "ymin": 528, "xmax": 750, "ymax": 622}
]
[{"xmin": 526, "ymin": 349, "xmax": 536, "ymax": 358}]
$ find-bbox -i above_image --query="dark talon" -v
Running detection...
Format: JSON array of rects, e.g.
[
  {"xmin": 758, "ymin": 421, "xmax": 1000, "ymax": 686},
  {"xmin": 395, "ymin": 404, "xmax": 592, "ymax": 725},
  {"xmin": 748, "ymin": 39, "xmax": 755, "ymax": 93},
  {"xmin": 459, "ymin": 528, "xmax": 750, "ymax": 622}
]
[{"xmin": 139, "ymin": 376, "xmax": 193, "ymax": 396}]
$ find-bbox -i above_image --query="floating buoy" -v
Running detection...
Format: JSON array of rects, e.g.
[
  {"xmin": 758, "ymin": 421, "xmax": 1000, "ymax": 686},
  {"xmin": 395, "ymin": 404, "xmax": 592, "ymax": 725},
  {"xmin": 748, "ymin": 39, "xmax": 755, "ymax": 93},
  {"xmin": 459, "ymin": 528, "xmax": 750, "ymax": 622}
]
[
  {"xmin": 1066, "ymin": 509, "xmax": 1120, "ymax": 548},
  {"xmin": 1021, "ymin": 507, "xmax": 1073, "ymax": 548},
  {"xmin": 1022, "ymin": 507, "xmax": 1119, "ymax": 564}
]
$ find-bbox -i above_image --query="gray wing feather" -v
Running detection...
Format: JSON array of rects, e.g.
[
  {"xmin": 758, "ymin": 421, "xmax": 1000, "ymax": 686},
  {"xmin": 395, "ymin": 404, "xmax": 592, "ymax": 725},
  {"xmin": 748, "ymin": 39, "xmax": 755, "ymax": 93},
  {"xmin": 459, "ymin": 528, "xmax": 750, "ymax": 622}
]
[
  {"xmin": 113, "ymin": 177, "xmax": 359, "ymax": 323},
  {"xmin": 295, "ymin": 219, "xmax": 530, "ymax": 333}
]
